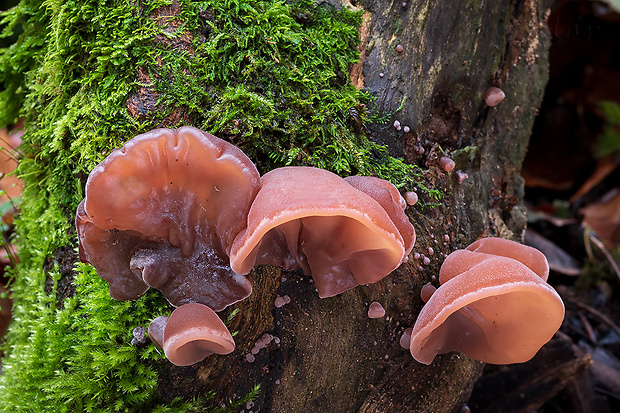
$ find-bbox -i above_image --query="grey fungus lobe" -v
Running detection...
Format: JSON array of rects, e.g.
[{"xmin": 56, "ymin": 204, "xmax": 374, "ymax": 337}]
[
  {"xmin": 400, "ymin": 327, "xmax": 413, "ymax": 349},
  {"xmin": 404, "ymin": 191, "xmax": 418, "ymax": 206},
  {"xmin": 274, "ymin": 295, "xmax": 291, "ymax": 308},
  {"xmin": 76, "ymin": 126, "xmax": 260, "ymax": 311}
]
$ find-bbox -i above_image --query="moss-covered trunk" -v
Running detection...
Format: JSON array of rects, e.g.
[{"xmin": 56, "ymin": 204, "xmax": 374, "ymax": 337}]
[{"xmin": 0, "ymin": 0, "xmax": 551, "ymax": 411}]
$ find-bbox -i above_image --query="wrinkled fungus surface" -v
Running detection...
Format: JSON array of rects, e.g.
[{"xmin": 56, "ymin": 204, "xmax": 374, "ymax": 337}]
[
  {"xmin": 230, "ymin": 167, "xmax": 415, "ymax": 297},
  {"xmin": 409, "ymin": 238, "xmax": 564, "ymax": 365},
  {"xmin": 76, "ymin": 127, "xmax": 260, "ymax": 310}
]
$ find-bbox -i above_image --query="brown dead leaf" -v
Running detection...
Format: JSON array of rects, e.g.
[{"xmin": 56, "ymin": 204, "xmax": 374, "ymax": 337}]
[
  {"xmin": 525, "ymin": 228, "xmax": 581, "ymax": 275},
  {"xmin": 0, "ymin": 127, "xmax": 23, "ymax": 205},
  {"xmin": 581, "ymin": 188, "xmax": 620, "ymax": 248},
  {"xmin": 570, "ymin": 155, "xmax": 620, "ymax": 203}
]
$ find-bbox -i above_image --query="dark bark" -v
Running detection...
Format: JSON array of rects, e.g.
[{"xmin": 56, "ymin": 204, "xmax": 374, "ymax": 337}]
[{"xmin": 128, "ymin": 0, "xmax": 554, "ymax": 411}]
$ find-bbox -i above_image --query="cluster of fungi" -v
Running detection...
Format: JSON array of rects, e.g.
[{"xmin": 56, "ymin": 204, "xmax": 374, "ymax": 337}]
[{"xmin": 76, "ymin": 126, "xmax": 564, "ymax": 368}]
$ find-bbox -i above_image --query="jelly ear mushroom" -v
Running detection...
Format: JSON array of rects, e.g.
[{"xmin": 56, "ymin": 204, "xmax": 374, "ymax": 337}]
[
  {"xmin": 147, "ymin": 315, "xmax": 169, "ymax": 350},
  {"xmin": 159, "ymin": 303, "xmax": 235, "ymax": 366},
  {"xmin": 465, "ymin": 237, "xmax": 549, "ymax": 280},
  {"xmin": 76, "ymin": 199, "xmax": 149, "ymax": 300},
  {"xmin": 484, "ymin": 87, "xmax": 505, "ymax": 106},
  {"xmin": 344, "ymin": 175, "xmax": 415, "ymax": 256},
  {"xmin": 76, "ymin": 126, "xmax": 260, "ymax": 311},
  {"xmin": 230, "ymin": 167, "xmax": 415, "ymax": 297},
  {"xmin": 409, "ymin": 238, "xmax": 564, "ymax": 365}
]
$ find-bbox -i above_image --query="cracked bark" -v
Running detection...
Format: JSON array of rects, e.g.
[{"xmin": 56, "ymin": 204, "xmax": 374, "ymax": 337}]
[{"xmin": 125, "ymin": 0, "xmax": 553, "ymax": 411}]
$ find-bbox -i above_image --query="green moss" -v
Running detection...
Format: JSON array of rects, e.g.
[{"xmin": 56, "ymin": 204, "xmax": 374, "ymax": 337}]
[
  {"xmin": 0, "ymin": 0, "xmax": 422, "ymax": 410},
  {"xmin": 0, "ymin": 263, "xmax": 190, "ymax": 412}
]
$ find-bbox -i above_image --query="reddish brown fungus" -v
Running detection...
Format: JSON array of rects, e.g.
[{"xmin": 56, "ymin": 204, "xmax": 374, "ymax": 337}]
[
  {"xmin": 420, "ymin": 283, "xmax": 436, "ymax": 302},
  {"xmin": 161, "ymin": 303, "xmax": 235, "ymax": 366},
  {"xmin": 344, "ymin": 175, "xmax": 416, "ymax": 255},
  {"xmin": 230, "ymin": 167, "xmax": 415, "ymax": 298},
  {"xmin": 439, "ymin": 156, "xmax": 455, "ymax": 172},
  {"xmin": 76, "ymin": 127, "xmax": 260, "ymax": 310},
  {"xmin": 368, "ymin": 301, "xmax": 386, "ymax": 319},
  {"xmin": 409, "ymin": 238, "xmax": 564, "ymax": 365},
  {"xmin": 484, "ymin": 87, "xmax": 505, "ymax": 106}
]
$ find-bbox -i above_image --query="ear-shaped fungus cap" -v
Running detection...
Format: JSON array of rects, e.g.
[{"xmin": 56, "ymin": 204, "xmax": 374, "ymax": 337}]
[
  {"xmin": 343, "ymin": 175, "xmax": 415, "ymax": 255},
  {"xmin": 230, "ymin": 167, "xmax": 415, "ymax": 297},
  {"xmin": 76, "ymin": 127, "xmax": 260, "ymax": 311},
  {"xmin": 155, "ymin": 303, "xmax": 235, "ymax": 366},
  {"xmin": 409, "ymin": 238, "xmax": 564, "ymax": 365}
]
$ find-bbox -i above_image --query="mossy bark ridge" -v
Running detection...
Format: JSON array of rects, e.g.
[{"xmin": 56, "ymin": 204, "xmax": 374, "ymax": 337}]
[{"xmin": 0, "ymin": 0, "xmax": 551, "ymax": 411}]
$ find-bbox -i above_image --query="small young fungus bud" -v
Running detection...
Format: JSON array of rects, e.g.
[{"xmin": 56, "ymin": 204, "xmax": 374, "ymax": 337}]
[
  {"xmin": 368, "ymin": 301, "xmax": 386, "ymax": 319},
  {"xmin": 484, "ymin": 87, "xmax": 505, "ymax": 107},
  {"xmin": 404, "ymin": 191, "xmax": 418, "ymax": 206},
  {"xmin": 439, "ymin": 156, "xmax": 455, "ymax": 172}
]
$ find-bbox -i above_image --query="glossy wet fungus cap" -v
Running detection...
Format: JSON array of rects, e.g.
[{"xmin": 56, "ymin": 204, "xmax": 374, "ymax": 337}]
[
  {"xmin": 229, "ymin": 167, "xmax": 415, "ymax": 298},
  {"xmin": 484, "ymin": 87, "xmax": 506, "ymax": 107},
  {"xmin": 76, "ymin": 126, "xmax": 260, "ymax": 311},
  {"xmin": 147, "ymin": 315, "xmax": 169, "ymax": 350},
  {"xmin": 343, "ymin": 175, "xmax": 415, "ymax": 255},
  {"xmin": 409, "ymin": 237, "xmax": 564, "ymax": 365},
  {"xmin": 153, "ymin": 303, "xmax": 235, "ymax": 366},
  {"xmin": 464, "ymin": 237, "xmax": 549, "ymax": 281}
]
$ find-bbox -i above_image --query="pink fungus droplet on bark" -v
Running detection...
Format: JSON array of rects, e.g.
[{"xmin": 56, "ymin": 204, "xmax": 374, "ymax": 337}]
[
  {"xmin": 420, "ymin": 283, "xmax": 436, "ymax": 302},
  {"xmin": 456, "ymin": 170, "xmax": 469, "ymax": 183},
  {"xmin": 439, "ymin": 156, "xmax": 455, "ymax": 172},
  {"xmin": 274, "ymin": 296, "xmax": 286, "ymax": 308},
  {"xmin": 404, "ymin": 191, "xmax": 418, "ymax": 206},
  {"xmin": 484, "ymin": 87, "xmax": 505, "ymax": 107},
  {"xmin": 368, "ymin": 301, "xmax": 386, "ymax": 319}
]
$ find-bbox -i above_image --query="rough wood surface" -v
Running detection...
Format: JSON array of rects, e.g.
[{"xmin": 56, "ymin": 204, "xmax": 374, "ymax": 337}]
[
  {"xmin": 129, "ymin": 0, "xmax": 554, "ymax": 411},
  {"xmin": 469, "ymin": 335, "xmax": 593, "ymax": 412}
]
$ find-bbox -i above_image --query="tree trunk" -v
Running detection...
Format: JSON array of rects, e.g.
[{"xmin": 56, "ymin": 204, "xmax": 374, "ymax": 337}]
[
  {"xmin": 0, "ymin": 0, "xmax": 552, "ymax": 411},
  {"xmin": 154, "ymin": 1, "xmax": 552, "ymax": 411}
]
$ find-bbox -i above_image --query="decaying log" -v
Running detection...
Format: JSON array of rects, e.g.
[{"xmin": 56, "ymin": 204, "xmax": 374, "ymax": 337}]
[{"xmin": 137, "ymin": 1, "xmax": 555, "ymax": 411}]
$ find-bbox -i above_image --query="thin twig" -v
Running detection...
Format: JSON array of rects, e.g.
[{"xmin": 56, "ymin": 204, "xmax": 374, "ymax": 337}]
[
  {"xmin": 587, "ymin": 231, "xmax": 620, "ymax": 282},
  {"xmin": 567, "ymin": 297, "xmax": 620, "ymax": 339},
  {"xmin": 578, "ymin": 313, "xmax": 597, "ymax": 344}
]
